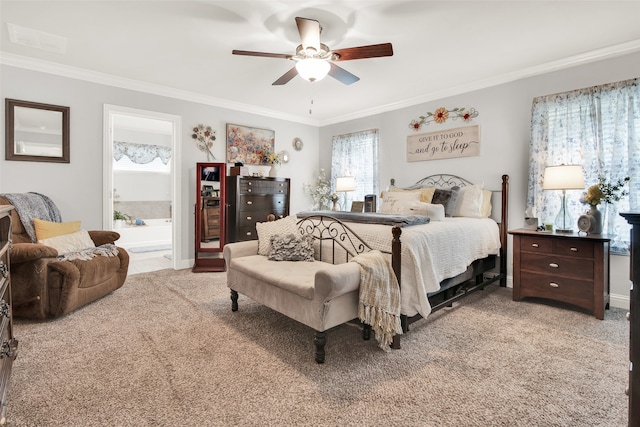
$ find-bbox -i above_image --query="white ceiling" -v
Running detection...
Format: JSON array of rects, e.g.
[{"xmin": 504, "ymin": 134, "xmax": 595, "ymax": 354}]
[{"xmin": 2, "ymin": 1, "xmax": 640, "ymax": 126}]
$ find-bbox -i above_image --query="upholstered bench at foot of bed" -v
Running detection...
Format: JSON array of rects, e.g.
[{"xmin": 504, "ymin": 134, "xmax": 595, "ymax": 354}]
[{"xmin": 224, "ymin": 240, "xmax": 366, "ymax": 363}]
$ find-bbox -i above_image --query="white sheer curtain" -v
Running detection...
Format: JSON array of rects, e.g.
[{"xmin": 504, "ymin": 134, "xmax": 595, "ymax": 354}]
[
  {"xmin": 331, "ymin": 129, "xmax": 379, "ymax": 210},
  {"xmin": 528, "ymin": 77, "xmax": 640, "ymax": 253}
]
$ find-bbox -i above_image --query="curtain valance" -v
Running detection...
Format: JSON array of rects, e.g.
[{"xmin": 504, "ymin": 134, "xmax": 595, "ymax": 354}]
[{"xmin": 113, "ymin": 141, "xmax": 172, "ymax": 165}]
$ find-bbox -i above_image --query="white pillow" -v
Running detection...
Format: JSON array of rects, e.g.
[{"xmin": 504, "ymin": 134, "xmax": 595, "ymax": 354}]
[
  {"xmin": 408, "ymin": 202, "xmax": 445, "ymax": 221},
  {"xmin": 481, "ymin": 189, "xmax": 492, "ymax": 218},
  {"xmin": 453, "ymin": 183, "xmax": 484, "ymax": 218},
  {"xmin": 379, "ymin": 191, "xmax": 421, "ymax": 214},
  {"xmin": 255, "ymin": 216, "xmax": 298, "ymax": 256},
  {"xmin": 39, "ymin": 230, "xmax": 96, "ymax": 254}
]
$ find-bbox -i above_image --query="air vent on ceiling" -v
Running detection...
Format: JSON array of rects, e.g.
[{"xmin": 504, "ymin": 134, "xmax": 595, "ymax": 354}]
[{"xmin": 7, "ymin": 23, "xmax": 67, "ymax": 54}]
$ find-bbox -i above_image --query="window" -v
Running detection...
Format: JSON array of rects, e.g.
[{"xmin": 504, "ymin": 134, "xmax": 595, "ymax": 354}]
[
  {"xmin": 528, "ymin": 78, "xmax": 639, "ymax": 253},
  {"xmin": 331, "ymin": 129, "xmax": 379, "ymax": 211}
]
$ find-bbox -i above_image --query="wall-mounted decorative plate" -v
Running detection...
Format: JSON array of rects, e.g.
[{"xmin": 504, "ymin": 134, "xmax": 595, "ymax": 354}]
[{"xmin": 292, "ymin": 137, "xmax": 303, "ymax": 151}]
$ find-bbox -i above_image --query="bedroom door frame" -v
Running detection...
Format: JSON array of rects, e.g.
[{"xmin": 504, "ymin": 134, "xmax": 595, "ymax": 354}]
[{"xmin": 102, "ymin": 104, "xmax": 182, "ymax": 270}]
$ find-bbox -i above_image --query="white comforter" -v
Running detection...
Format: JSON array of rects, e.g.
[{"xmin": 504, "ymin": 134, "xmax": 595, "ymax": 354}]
[{"xmin": 345, "ymin": 218, "xmax": 501, "ymax": 318}]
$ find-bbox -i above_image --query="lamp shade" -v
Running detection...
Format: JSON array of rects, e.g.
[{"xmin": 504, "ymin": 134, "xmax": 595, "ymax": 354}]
[
  {"xmin": 295, "ymin": 58, "xmax": 330, "ymax": 82},
  {"xmin": 542, "ymin": 165, "xmax": 585, "ymax": 190},
  {"xmin": 335, "ymin": 176, "xmax": 356, "ymax": 192}
]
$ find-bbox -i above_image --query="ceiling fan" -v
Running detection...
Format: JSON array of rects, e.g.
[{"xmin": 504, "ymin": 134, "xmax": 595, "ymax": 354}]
[{"xmin": 232, "ymin": 17, "xmax": 393, "ymax": 85}]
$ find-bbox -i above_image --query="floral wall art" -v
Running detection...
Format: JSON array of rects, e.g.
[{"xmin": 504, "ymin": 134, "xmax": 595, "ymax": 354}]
[
  {"xmin": 226, "ymin": 123, "xmax": 275, "ymax": 165},
  {"xmin": 407, "ymin": 106, "xmax": 480, "ymax": 162}
]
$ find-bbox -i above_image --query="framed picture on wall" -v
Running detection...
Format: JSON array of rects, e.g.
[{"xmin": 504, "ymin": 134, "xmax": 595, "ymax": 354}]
[{"xmin": 226, "ymin": 123, "xmax": 275, "ymax": 165}]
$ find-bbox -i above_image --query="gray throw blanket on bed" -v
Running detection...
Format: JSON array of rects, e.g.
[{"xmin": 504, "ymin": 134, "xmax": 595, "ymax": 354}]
[
  {"xmin": 1, "ymin": 192, "xmax": 62, "ymax": 242},
  {"xmin": 297, "ymin": 210, "xmax": 430, "ymax": 227},
  {"xmin": 351, "ymin": 250, "xmax": 403, "ymax": 352}
]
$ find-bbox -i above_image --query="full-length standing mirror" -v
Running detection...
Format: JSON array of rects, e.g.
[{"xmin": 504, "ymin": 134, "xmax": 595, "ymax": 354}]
[
  {"xmin": 5, "ymin": 98, "xmax": 70, "ymax": 163},
  {"xmin": 193, "ymin": 162, "xmax": 226, "ymax": 272}
]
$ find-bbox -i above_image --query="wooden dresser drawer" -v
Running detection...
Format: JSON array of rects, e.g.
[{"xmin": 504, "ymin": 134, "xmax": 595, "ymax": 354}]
[
  {"xmin": 240, "ymin": 180, "xmax": 289, "ymax": 195},
  {"xmin": 520, "ymin": 252, "xmax": 594, "ymax": 280},
  {"xmin": 239, "ymin": 195, "xmax": 287, "ymax": 211},
  {"xmin": 555, "ymin": 239, "xmax": 594, "ymax": 258},
  {"xmin": 520, "ymin": 271, "xmax": 594, "ymax": 311},
  {"xmin": 520, "ymin": 236, "xmax": 553, "ymax": 253}
]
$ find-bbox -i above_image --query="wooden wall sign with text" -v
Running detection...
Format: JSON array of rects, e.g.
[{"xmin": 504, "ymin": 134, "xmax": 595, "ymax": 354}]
[{"xmin": 406, "ymin": 125, "xmax": 480, "ymax": 162}]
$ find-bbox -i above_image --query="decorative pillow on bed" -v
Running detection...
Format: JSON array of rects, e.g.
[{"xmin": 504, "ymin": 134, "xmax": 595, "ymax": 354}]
[
  {"xmin": 379, "ymin": 191, "xmax": 421, "ymax": 214},
  {"xmin": 453, "ymin": 183, "xmax": 484, "ymax": 218},
  {"xmin": 408, "ymin": 202, "xmax": 445, "ymax": 221},
  {"xmin": 256, "ymin": 216, "xmax": 298, "ymax": 256},
  {"xmin": 481, "ymin": 189, "xmax": 492, "ymax": 218},
  {"xmin": 268, "ymin": 233, "xmax": 314, "ymax": 262},
  {"xmin": 39, "ymin": 229, "xmax": 96, "ymax": 254},
  {"xmin": 389, "ymin": 186, "xmax": 436, "ymax": 203},
  {"xmin": 431, "ymin": 188, "xmax": 460, "ymax": 217}
]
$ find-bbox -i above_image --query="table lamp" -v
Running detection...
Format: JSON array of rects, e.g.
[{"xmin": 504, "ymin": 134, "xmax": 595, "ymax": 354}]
[
  {"xmin": 542, "ymin": 164, "xmax": 585, "ymax": 232},
  {"xmin": 335, "ymin": 176, "xmax": 356, "ymax": 211}
]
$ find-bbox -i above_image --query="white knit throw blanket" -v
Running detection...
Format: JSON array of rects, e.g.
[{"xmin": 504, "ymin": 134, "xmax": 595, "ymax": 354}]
[
  {"xmin": 351, "ymin": 250, "xmax": 403, "ymax": 352},
  {"xmin": 58, "ymin": 244, "xmax": 119, "ymax": 262}
]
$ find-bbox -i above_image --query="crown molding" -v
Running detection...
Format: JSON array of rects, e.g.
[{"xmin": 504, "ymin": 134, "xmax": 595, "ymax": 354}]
[
  {"xmin": 318, "ymin": 39, "xmax": 640, "ymax": 126},
  {"xmin": 0, "ymin": 52, "xmax": 321, "ymax": 127},
  {"xmin": 3, "ymin": 38, "xmax": 640, "ymax": 128}
]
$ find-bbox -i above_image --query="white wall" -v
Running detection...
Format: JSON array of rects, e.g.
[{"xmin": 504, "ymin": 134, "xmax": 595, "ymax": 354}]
[
  {"xmin": 0, "ymin": 65, "xmax": 320, "ymax": 266},
  {"xmin": 319, "ymin": 51, "xmax": 640, "ymax": 309}
]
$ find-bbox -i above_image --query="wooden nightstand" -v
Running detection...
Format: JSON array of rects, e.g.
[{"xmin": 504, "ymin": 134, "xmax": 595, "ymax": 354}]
[{"xmin": 509, "ymin": 228, "xmax": 610, "ymax": 319}]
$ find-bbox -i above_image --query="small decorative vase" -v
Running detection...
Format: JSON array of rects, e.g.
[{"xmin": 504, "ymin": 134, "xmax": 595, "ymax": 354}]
[
  {"xmin": 269, "ymin": 164, "xmax": 279, "ymax": 178},
  {"xmin": 589, "ymin": 205, "xmax": 603, "ymax": 234}
]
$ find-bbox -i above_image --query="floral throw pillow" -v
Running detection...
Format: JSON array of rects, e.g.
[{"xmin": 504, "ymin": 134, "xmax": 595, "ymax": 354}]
[{"xmin": 268, "ymin": 233, "xmax": 315, "ymax": 262}]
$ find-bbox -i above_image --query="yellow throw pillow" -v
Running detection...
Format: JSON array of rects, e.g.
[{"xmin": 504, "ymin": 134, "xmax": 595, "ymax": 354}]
[
  {"xmin": 34, "ymin": 218, "xmax": 81, "ymax": 241},
  {"xmin": 389, "ymin": 186, "xmax": 435, "ymax": 203}
]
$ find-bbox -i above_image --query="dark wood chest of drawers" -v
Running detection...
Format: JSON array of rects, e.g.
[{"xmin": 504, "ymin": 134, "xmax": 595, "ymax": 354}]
[
  {"xmin": 620, "ymin": 212, "xmax": 640, "ymax": 426},
  {"xmin": 226, "ymin": 176, "xmax": 290, "ymax": 242},
  {"xmin": 509, "ymin": 228, "xmax": 610, "ymax": 319},
  {"xmin": 0, "ymin": 206, "xmax": 17, "ymax": 424}
]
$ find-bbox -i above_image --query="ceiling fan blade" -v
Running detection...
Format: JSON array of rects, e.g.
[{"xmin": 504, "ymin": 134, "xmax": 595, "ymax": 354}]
[
  {"xmin": 328, "ymin": 63, "xmax": 360, "ymax": 85},
  {"xmin": 232, "ymin": 50, "xmax": 292, "ymax": 60},
  {"xmin": 272, "ymin": 67, "xmax": 299, "ymax": 85},
  {"xmin": 295, "ymin": 17, "xmax": 321, "ymax": 52},
  {"xmin": 332, "ymin": 43, "xmax": 394, "ymax": 61}
]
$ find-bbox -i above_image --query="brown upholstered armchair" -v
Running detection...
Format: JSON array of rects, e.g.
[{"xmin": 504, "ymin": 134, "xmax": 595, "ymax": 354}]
[{"xmin": 1, "ymin": 196, "xmax": 129, "ymax": 319}]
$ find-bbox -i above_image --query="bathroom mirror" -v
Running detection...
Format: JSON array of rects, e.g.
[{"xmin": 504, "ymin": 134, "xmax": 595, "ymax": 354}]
[
  {"xmin": 5, "ymin": 99, "xmax": 70, "ymax": 163},
  {"xmin": 193, "ymin": 162, "xmax": 226, "ymax": 272}
]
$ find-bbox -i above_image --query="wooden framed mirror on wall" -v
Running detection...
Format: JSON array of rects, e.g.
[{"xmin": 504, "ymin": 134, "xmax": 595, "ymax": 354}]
[
  {"xmin": 5, "ymin": 98, "xmax": 70, "ymax": 163},
  {"xmin": 193, "ymin": 162, "xmax": 226, "ymax": 272}
]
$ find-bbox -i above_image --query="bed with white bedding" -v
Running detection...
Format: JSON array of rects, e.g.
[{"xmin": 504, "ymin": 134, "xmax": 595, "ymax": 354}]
[{"xmin": 297, "ymin": 174, "xmax": 509, "ymax": 348}]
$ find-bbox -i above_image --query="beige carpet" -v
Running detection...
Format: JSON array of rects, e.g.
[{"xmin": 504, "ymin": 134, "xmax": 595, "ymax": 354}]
[{"xmin": 7, "ymin": 268, "xmax": 629, "ymax": 426}]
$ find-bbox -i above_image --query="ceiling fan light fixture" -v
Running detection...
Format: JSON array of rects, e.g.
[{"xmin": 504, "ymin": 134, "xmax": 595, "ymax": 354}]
[{"xmin": 295, "ymin": 58, "xmax": 330, "ymax": 82}]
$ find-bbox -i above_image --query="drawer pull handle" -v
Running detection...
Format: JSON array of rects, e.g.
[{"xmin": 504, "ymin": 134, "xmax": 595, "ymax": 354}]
[
  {"xmin": 248, "ymin": 182, "xmax": 252, "ymax": 186},
  {"xmin": 549, "ymin": 263, "xmax": 559, "ymax": 268},
  {"xmin": 549, "ymin": 282, "xmax": 559, "ymax": 288},
  {"xmin": 570, "ymin": 247, "xmax": 578, "ymax": 252},
  {"xmin": 531, "ymin": 243, "xmax": 539, "ymax": 248},
  {"xmin": 247, "ymin": 189, "xmax": 252, "ymax": 193},
  {"xmin": 627, "ymin": 312, "xmax": 631, "ymax": 321},
  {"xmin": 246, "ymin": 216, "xmax": 252, "ymax": 220},
  {"xmin": 246, "ymin": 232, "xmax": 252, "ymax": 236},
  {"xmin": 246, "ymin": 201, "xmax": 253, "ymax": 205}
]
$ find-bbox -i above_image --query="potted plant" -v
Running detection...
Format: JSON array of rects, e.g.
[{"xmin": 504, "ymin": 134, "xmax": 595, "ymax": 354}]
[{"xmin": 113, "ymin": 210, "xmax": 129, "ymax": 228}]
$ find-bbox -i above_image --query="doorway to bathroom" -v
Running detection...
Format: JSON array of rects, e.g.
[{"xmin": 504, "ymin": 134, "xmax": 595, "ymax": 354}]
[{"xmin": 103, "ymin": 105, "xmax": 182, "ymax": 274}]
